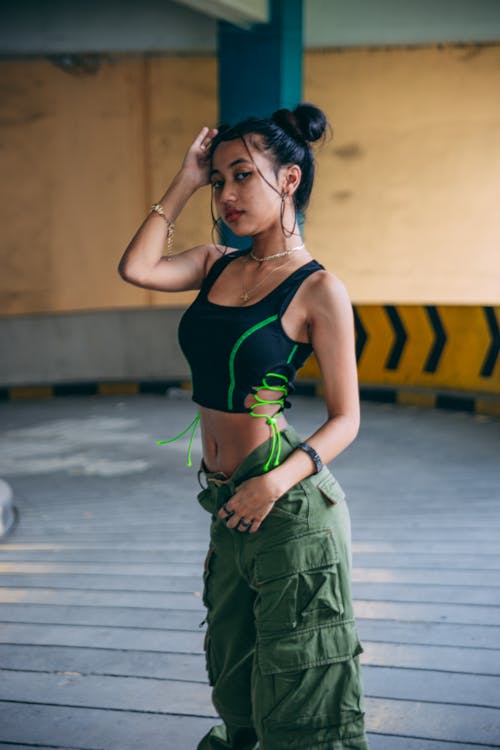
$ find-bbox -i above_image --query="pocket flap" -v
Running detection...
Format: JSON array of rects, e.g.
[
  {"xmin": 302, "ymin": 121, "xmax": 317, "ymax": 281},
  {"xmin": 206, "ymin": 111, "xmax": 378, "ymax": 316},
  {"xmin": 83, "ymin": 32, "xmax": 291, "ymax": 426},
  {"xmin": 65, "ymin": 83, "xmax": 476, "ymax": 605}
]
[
  {"xmin": 257, "ymin": 619, "xmax": 363, "ymax": 674},
  {"xmin": 255, "ymin": 528, "xmax": 339, "ymax": 584},
  {"xmin": 316, "ymin": 473, "xmax": 346, "ymax": 504}
]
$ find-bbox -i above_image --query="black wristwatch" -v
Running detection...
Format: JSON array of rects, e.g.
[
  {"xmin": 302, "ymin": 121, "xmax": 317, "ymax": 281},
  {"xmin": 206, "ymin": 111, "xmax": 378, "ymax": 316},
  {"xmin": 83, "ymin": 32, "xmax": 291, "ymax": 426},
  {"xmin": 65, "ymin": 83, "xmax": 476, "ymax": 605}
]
[{"xmin": 297, "ymin": 442, "xmax": 324, "ymax": 474}]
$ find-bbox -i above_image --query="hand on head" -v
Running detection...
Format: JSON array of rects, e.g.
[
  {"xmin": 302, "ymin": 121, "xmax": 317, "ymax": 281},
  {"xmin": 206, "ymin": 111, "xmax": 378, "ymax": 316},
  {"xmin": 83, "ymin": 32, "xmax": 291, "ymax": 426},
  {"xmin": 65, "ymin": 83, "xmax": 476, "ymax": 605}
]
[{"xmin": 181, "ymin": 126, "xmax": 219, "ymax": 188}]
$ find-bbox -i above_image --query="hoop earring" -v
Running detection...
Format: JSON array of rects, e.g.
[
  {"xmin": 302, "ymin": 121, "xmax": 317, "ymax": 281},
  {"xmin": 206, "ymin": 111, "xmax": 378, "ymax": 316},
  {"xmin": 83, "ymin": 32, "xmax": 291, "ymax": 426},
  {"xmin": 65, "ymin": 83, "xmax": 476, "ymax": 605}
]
[
  {"xmin": 210, "ymin": 191, "xmax": 228, "ymax": 254},
  {"xmin": 280, "ymin": 192, "xmax": 298, "ymax": 239},
  {"xmin": 210, "ymin": 216, "xmax": 228, "ymax": 254}
]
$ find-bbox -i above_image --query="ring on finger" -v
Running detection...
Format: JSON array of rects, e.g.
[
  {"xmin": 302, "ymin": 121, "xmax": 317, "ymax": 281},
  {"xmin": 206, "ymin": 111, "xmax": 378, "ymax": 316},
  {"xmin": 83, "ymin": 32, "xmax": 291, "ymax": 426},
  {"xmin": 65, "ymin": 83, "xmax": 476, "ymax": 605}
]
[
  {"xmin": 237, "ymin": 518, "xmax": 252, "ymax": 529},
  {"xmin": 221, "ymin": 502, "xmax": 234, "ymax": 519}
]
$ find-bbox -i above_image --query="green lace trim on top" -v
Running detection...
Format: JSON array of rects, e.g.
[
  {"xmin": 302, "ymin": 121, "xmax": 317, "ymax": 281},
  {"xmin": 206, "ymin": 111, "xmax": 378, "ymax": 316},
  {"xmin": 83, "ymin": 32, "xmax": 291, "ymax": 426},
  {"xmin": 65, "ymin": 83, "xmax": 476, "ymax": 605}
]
[
  {"xmin": 287, "ymin": 343, "xmax": 298, "ymax": 363},
  {"xmin": 248, "ymin": 372, "xmax": 289, "ymax": 472},
  {"xmin": 156, "ymin": 411, "xmax": 200, "ymax": 467},
  {"xmin": 156, "ymin": 327, "xmax": 298, "ymax": 469},
  {"xmin": 227, "ymin": 314, "xmax": 278, "ymax": 410}
]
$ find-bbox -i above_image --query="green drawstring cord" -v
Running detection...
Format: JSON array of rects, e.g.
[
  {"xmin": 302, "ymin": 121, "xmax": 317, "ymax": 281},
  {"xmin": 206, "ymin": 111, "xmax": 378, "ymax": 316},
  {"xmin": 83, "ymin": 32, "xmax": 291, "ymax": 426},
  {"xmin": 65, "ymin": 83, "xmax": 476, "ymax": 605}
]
[
  {"xmin": 156, "ymin": 372, "xmax": 288, "ymax": 471},
  {"xmin": 248, "ymin": 372, "xmax": 289, "ymax": 472},
  {"xmin": 156, "ymin": 411, "xmax": 201, "ymax": 467}
]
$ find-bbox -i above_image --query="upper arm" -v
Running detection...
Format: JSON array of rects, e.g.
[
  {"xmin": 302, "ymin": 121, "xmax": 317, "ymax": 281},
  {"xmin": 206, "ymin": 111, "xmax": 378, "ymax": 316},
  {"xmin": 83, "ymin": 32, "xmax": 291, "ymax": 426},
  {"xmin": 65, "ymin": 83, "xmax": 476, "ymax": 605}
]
[
  {"xmin": 308, "ymin": 272, "xmax": 360, "ymax": 428},
  {"xmin": 118, "ymin": 243, "xmax": 225, "ymax": 292}
]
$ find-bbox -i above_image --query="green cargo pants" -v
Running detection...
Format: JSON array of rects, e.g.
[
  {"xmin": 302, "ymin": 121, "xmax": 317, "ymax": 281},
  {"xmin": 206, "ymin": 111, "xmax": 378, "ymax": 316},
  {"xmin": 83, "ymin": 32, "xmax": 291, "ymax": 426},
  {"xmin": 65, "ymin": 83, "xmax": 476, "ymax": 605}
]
[{"xmin": 196, "ymin": 425, "xmax": 369, "ymax": 750}]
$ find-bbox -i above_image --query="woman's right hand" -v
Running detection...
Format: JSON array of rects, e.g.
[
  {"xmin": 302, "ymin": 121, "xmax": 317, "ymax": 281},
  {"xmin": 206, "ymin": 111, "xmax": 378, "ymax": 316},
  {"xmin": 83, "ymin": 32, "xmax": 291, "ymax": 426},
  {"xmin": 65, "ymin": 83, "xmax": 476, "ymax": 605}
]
[{"xmin": 180, "ymin": 126, "xmax": 219, "ymax": 189}]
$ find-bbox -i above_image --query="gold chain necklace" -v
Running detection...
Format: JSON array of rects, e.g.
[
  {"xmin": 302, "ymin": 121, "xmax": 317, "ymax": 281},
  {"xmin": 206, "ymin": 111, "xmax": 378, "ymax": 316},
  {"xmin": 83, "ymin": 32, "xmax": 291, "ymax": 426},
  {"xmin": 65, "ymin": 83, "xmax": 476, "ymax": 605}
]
[
  {"xmin": 249, "ymin": 242, "xmax": 304, "ymax": 263},
  {"xmin": 240, "ymin": 255, "xmax": 296, "ymax": 303}
]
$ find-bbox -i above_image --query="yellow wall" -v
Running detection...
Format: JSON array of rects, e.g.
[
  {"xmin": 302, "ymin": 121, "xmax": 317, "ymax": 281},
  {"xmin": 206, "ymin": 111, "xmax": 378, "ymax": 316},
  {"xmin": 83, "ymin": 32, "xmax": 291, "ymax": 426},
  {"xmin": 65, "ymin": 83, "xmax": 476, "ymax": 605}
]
[
  {"xmin": 1, "ymin": 44, "xmax": 499, "ymax": 317},
  {"xmin": 0, "ymin": 56, "xmax": 216, "ymax": 316},
  {"xmin": 305, "ymin": 45, "xmax": 500, "ymax": 304}
]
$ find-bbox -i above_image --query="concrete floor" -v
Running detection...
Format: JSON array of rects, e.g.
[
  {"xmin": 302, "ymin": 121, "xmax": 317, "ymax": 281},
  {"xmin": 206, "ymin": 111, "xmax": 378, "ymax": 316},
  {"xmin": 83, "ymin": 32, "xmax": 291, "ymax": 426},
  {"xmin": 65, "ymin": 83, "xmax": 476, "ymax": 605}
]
[{"xmin": 0, "ymin": 392, "xmax": 499, "ymax": 749}]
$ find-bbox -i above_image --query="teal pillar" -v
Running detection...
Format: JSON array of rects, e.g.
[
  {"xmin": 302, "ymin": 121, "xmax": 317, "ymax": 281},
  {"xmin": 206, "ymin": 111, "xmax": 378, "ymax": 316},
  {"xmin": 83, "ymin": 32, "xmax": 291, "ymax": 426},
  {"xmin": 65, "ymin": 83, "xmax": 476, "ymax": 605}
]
[{"xmin": 217, "ymin": 0, "xmax": 303, "ymax": 247}]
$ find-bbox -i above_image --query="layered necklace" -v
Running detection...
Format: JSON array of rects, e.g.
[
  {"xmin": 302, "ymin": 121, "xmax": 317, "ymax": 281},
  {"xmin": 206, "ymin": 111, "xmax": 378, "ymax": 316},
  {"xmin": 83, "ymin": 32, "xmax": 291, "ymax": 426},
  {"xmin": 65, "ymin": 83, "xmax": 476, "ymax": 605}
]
[
  {"xmin": 240, "ymin": 257, "xmax": 296, "ymax": 303},
  {"xmin": 240, "ymin": 242, "xmax": 306, "ymax": 303},
  {"xmin": 249, "ymin": 242, "xmax": 304, "ymax": 263}
]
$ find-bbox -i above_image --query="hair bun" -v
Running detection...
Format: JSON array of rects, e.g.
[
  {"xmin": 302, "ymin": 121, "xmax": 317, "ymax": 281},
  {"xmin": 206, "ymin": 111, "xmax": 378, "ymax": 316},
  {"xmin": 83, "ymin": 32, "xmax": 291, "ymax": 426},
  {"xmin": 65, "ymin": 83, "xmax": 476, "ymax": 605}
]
[{"xmin": 272, "ymin": 102, "xmax": 328, "ymax": 144}]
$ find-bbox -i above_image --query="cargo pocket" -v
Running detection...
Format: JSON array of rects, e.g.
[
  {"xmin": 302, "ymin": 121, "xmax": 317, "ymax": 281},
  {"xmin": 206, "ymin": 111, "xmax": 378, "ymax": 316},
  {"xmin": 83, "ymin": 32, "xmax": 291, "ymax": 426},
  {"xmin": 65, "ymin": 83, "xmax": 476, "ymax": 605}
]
[
  {"xmin": 261, "ymin": 649, "xmax": 368, "ymax": 749},
  {"xmin": 258, "ymin": 626, "xmax": 367, "ymax": 749},
  {"xmin": 315, "ymin": 470, "xmax": 346, "ymax": 505},
  {"xmin": 253, "ymin": 527, "xmax": 345, "ymax": 641},
  {"xmin": 257, "ymin": 618, "xmax": 363, "ymax": 675}
]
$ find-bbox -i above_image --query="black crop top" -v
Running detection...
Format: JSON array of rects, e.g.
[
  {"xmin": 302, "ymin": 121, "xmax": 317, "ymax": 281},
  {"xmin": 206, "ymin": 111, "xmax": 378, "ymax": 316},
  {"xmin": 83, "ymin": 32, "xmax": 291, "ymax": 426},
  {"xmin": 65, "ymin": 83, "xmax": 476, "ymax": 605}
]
[
  {"xmin": 157, "ymin": 248, "xmax": 324, "ymax": 470},
  {"xmin": 178, "ymin": 248, "xmax": 324, "ymax": 412}
]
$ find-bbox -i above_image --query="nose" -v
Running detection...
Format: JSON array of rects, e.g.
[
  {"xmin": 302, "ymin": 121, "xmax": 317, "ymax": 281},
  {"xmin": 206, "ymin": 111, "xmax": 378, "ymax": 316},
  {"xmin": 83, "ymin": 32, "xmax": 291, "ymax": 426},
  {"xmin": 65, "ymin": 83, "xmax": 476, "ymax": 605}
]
[{"xmin": 220, "ymin": 181, "xmax": 237, "ymax": 205}]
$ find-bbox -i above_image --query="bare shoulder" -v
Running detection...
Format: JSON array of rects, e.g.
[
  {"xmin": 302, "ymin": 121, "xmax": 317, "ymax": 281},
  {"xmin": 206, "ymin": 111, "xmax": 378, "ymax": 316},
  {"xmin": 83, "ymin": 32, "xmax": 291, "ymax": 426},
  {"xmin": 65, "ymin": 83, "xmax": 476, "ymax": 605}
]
[
  {"xmin": 203, "ymin": 243, "xmax": 242, "ymax": 276},
  {"xmin": 305, "ymin": 268, "xmax": 353, "ymax": 319}
]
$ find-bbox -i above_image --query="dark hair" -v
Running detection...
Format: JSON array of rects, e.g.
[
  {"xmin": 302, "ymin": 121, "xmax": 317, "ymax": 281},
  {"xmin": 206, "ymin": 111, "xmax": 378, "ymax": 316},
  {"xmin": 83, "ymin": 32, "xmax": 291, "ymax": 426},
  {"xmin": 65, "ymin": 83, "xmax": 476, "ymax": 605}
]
[{"xmin": 208, "ymin": 102, "xmax": 331, "ymax": 218}]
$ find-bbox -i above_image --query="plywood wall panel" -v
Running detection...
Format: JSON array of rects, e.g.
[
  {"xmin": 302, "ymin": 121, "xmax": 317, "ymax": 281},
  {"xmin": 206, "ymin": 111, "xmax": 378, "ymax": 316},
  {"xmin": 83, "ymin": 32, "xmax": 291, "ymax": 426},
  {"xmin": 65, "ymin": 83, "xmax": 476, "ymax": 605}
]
[
  {"xmin": 304, "ymin": 45, "xmax": 500, "ymax": 303},
  {"xmin": 0, "ymin": 56, "xmax": 217, "ymax": 315},
  {"xmin": 147, "ymin": 56, "xmax": 218, "ymax": 308}
]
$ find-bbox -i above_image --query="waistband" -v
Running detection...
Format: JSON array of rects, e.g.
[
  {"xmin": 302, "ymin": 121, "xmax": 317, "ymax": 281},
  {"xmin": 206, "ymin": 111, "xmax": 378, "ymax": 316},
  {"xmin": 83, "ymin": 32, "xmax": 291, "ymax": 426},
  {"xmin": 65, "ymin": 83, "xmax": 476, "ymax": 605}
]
[{"xmin": 197, "ymin": 424, "xmax": 304, "ymax": 490}]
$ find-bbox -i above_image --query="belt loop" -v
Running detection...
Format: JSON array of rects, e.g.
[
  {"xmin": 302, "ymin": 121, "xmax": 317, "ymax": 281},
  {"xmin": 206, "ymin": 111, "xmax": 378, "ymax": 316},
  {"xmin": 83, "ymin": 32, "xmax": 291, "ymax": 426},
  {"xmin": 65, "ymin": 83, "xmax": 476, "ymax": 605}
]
[{"xmin": 197, "ymin": 462, "xmax": 208, "ymax": 490}]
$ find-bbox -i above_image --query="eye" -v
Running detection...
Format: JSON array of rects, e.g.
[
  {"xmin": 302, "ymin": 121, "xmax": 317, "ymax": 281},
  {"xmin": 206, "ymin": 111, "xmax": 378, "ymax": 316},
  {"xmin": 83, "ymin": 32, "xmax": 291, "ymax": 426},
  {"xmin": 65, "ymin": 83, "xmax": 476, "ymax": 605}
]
[
  {"xmin": 235, "ymin": 171, "xmax": 252, "ymax": 181},
  {"xmin": 211, "ymin": 179, "xmax": 223, "ymax": 190}
]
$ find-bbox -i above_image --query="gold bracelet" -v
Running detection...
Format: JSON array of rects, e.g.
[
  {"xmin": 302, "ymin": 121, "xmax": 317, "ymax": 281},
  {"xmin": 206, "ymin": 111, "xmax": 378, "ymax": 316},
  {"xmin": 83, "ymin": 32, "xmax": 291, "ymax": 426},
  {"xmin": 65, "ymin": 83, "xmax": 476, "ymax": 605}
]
[{"xmin": 151, "ymin": 203, "xmax": 175, "ymax": 260}]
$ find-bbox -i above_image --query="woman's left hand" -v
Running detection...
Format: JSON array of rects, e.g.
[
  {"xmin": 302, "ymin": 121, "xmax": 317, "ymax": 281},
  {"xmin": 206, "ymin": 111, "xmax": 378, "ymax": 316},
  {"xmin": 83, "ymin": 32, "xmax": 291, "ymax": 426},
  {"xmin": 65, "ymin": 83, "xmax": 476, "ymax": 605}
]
[{"xmin": 217, "ymin": 473, "xmax": 283, "ymax": 534}]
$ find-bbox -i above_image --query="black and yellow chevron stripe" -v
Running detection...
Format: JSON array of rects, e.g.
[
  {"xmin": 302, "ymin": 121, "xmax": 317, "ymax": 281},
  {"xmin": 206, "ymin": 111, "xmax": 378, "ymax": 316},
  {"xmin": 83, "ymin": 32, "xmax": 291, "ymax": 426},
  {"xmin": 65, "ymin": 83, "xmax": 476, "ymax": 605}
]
[{"xmin": 1, "ymin": 305, "xmax": 498, "ymax": 417}]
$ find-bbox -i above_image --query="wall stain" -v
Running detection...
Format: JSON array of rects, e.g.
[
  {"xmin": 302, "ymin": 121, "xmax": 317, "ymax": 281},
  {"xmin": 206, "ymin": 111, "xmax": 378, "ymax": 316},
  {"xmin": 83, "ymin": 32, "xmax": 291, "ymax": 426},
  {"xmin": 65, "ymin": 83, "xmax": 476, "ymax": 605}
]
[
  {"xmin": 0, "ymin": 112, "xmax": 47, "ymax": 126},
  {"xmin": 333, "ymin": 143, "xmax": 364, "ymax": 160},
  {"xmin": 331, "ymin": 190, "xmax": 353, "ymax": 202}
]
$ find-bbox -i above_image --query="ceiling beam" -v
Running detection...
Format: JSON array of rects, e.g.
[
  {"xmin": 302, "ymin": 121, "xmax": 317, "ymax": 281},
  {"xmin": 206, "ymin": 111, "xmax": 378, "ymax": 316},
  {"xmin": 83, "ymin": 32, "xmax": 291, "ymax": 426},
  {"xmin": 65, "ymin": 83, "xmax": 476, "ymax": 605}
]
[{"xmin": 172, "ymin": 0, "xmax": 269, "ymax": 28}]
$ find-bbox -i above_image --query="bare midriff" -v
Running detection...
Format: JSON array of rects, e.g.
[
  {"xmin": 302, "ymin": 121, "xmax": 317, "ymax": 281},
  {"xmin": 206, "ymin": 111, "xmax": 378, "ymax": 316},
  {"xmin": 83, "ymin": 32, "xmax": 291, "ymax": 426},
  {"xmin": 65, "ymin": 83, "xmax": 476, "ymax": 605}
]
[{"xmin": 199, "ymin": 400, "xmax": 288, "ymax": 476}]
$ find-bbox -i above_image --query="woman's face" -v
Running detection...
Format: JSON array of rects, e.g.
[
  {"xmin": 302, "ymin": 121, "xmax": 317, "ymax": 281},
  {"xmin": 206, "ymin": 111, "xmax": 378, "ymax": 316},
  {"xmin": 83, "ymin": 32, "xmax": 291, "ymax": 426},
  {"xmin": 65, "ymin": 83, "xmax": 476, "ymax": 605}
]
[{"xmin": 210, "ymin": 135, "xmax": 285, "ymax": 236}]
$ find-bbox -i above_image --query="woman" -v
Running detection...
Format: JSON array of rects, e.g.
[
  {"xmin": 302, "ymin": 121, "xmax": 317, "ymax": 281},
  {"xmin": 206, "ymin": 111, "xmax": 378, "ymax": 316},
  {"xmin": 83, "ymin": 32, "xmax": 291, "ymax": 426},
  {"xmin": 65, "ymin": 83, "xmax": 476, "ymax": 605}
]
[{"xmin": 118, "ymin": 103, "xmax": 369, "ymax": 750}]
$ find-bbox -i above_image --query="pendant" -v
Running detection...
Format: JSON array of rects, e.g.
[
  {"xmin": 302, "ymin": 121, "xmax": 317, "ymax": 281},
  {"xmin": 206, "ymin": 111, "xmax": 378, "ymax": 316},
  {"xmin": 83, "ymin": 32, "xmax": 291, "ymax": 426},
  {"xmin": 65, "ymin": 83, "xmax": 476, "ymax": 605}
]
[{"xmin": 240, "ymin": 292, "xmax": 249, "ymax": 302}]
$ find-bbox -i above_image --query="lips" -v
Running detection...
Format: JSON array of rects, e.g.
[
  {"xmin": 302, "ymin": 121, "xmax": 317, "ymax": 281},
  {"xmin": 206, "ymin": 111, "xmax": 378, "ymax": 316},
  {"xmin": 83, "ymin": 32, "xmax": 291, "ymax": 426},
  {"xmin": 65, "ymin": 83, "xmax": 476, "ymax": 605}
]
[{"xmin": 225, "ymin": 209, "xmax": 244, "ymax": 222}]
